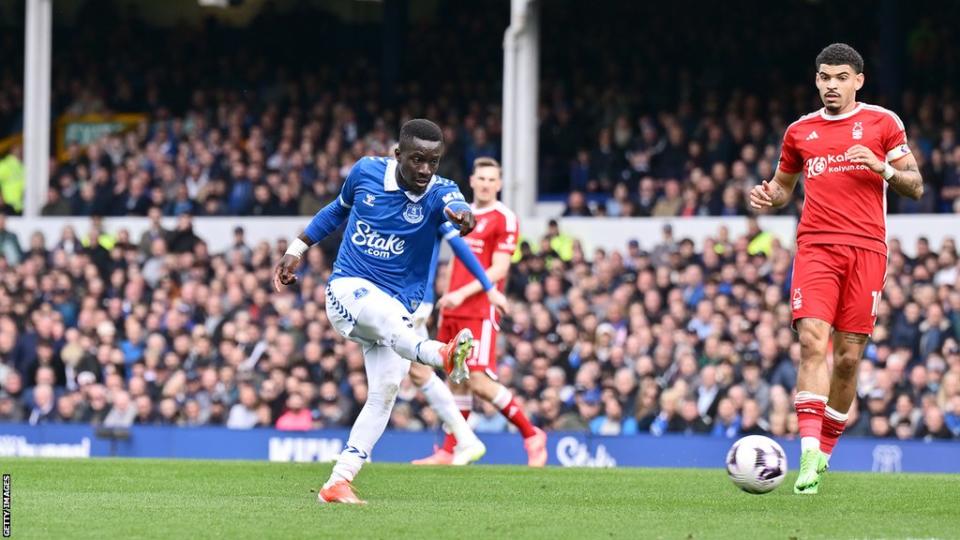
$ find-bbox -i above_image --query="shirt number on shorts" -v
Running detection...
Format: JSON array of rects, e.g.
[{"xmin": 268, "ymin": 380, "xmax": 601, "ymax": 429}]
[{"xmin": 870, "ymin": 291, "xmax": 881, "ymax": 317}]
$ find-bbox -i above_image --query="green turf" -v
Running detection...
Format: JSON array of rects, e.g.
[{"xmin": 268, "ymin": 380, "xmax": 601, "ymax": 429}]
[{"xmin": 3, "ymin": 458, "xmax": 959, "ymax": 539}]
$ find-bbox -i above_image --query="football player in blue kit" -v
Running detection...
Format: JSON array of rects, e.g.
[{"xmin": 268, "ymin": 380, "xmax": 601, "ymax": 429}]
[{"xmin": 274, "ymin": 119, "xmax": 507, "ymax": 504}]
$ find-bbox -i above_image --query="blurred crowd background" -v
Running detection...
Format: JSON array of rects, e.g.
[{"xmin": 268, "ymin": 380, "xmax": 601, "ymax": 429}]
[
  {"xmin": 0, "ymin": 215, "xmax": 957, "ymax": 441},
  {"xmin": 1, "ymin": 1, "xmax": 960, "ymax": 218},
  {"xmin": 0, "ymin": 0, "xmax": 958, "ymax": 443}
]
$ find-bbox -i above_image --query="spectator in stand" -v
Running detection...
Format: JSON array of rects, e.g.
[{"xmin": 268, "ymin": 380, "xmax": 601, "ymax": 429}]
[
  {"xmin": 563, "ymin": 191, "xmax": 593, "ymax": 217},
  {"xmin": 27, "ymin": 384, "xmax": 56, "ymax": 425},
  {"xmin": 0, "ymin": 214, "xmax": 955, "ymax": 442},
  {"xmin": 275, "ymin": 392, "xmax": 313, "ymax": 431},
  {"xmin": 103, "ymin": 390, "xmax": 137, "ymax": 428},
  {"xmin": 672, "ymin": 400, "xmax": 710, "ymax": 435},
  {"xmin": 0, "ymin": 213, "xmax": 22, "ymax": 265},
  {"xmin": 2, "ymin": 2, "xmax": 959, "ymax": 218},
  {"xmin": 711, "ymin": 399, "xmax": 741, "ymax": 439},
  {"xmin": 591, "ymin": 395, "xmax": 638, "ymax": 435},
  {"xmin": 0, "ymin": 391, "xmax": 23, "ymax": 422},
  {"xmin": 652, "ymin": 180, "xmax": 683, "ymax": 217},
  {"xmin": 0, "ymin": 146, "xmax": 24, "ymax": 214}
]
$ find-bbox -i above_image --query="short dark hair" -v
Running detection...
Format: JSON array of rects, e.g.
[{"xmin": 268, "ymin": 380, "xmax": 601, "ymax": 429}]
[
  {"xmin": 399, "ymin": 118, "xmax": 443, "ymax": 150},
  {"xmin": 815, "ymin": 43, "xmax": 864, "ymax": 74}
]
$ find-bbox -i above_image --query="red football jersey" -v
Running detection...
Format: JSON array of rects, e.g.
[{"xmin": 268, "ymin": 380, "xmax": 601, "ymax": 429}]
[
  {"xmin": 442, "ymin": 201, "xmax": 518, "ymax": 319},
  {"xmin": 777, "ymin": 102, "xmax": 911, "ymax": 255}
]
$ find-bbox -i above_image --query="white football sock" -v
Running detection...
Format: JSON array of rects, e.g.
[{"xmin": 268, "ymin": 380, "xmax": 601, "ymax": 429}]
[
  {"xmin": 801, "ymin": 437, "xmax": 820, "ymax": 452},
  {"xmin": 421, "ymin": 373, "xmax": 479, "ymax": 446},
  {"xmin": 454, "ymin": 394, "xmax": 474, "ymax": 415},
  {"xmin": 326, "ymin": 346, "xmax": 402, "ymax": 487},
  {"xmin": 491, "ymin": 385, "xmax": 512, "ymax": 409},
  {"xmin": 327, "ymin": 446, "xmax": 367, "ymax": 487},
  {"xmin": 328, "ymin": 396, "xmax": 391, "ymax": 487},
  {"xmin": 414, "ymin": 340, "xmax": 443, "ymax": 368},
  {"xmin": 328, "ymin": 400, "xmax": 391, "ymax": 487}
]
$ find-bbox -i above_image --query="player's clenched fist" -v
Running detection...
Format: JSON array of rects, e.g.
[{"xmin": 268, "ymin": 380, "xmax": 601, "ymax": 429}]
[
  {"xmin": 845, "ymin": 144, "xmax": 885, "ymax": 174},
  {"xmin": 273, "ymin": 254, "xmax": 300, "ymax": 291},
  {"xmin": 749, "ymin": 180, "xmax": 776, "ymax": 210},
  {"xmin": 444, "ymin": 207, "xmax": 476, "ymax": 236}
]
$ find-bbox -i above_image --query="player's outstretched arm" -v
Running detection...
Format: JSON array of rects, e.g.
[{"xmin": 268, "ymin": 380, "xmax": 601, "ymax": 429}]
[
  {"xmin": 274, "ymin": 232, "xmax": 311, "ymax": 291},
  {"xmin": 444, "ymin": 205, "xmax": 476, "ymax": 236},
  {"xmin": 438, "ymin": 226, "xmax": 510, "ymax": 315},
  {"xmin": 749, "ymin": 169, "xmax": 799, "ymax": 211},
  {"xmin": 273, "ymin": 199, "xmax": 350, "ymax": 291}
]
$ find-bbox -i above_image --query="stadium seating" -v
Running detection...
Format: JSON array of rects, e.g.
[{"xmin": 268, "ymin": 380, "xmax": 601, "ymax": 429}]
[
  {"xmin": 0, "ymin": 1, "xmax": 957, "ymax": 443},
  {"xmin": 0, "ymin": 216, "xmax": 956, "ymax": 442},
  {"xmin": 0, "ymin": 2, "xmax": 958, "ymax": 217}
]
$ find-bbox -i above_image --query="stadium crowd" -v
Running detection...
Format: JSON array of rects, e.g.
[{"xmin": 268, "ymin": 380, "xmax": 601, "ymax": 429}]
[
  {"xmin": 0, "ymin": 0, "xmax": 958, "ymax": 445},
  {"xmin": 2, "ymin": 2, "xmax": 960, "ymax": 218},
  {"xmin": 0, "ymin": 213, "xmax": 957, "ymax": 443}
]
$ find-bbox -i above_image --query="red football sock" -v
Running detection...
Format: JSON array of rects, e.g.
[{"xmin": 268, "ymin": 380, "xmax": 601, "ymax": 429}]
[
  {"xmin": 492, "ymin": 386, "xmax": 537, "ymax": 438},
  {"xmin": 794, "ymin": 391, "xmax": 827, "ymax": 446},
  {"xmin": 820, "ymin": 405, "xmax": 848, "ymax": 456}
]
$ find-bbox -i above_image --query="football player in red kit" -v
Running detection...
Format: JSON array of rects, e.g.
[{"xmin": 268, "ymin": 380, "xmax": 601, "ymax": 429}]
[
  {"xmin": 750, "ymin": 43, "xmax": 923, "ymax": 494},
  {"xmin": 410, "ymin": 157, "xmax": 547, "ymax": 466}
]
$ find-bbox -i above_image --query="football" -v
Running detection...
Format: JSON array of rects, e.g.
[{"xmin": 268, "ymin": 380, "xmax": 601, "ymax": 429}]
[{"xmin": 725, "ymin": 435, "xmax": 788, "ymax": 494}]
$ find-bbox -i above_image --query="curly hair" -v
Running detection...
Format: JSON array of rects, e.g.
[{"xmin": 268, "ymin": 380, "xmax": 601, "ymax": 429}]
[{"xmin": 815, "ymin": 43, "xmax": 864, "ymax": 74}]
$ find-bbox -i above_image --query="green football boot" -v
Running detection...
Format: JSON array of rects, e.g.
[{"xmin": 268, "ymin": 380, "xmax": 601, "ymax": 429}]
[{"xmin": 793, "ymin": 449, "xmax": 828, "ymax": 495}]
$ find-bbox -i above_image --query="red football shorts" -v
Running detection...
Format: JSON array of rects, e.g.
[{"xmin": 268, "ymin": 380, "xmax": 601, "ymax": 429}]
[
  {"xmin": 437, "ymin": 314, "xmax": 498, "ymax": 378},
  {"xmin": 790, "ymin": 243, "xmax": 887, "ymax": 335}
]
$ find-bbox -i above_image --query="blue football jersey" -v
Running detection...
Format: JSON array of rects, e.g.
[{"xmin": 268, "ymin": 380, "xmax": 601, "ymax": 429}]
[{"xmin": 330, "ymin": 157, "xmax": 467, "ymax": 312}]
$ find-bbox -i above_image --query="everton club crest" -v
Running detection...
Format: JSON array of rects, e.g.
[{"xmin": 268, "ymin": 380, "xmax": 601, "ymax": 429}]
[{"xmin": 403, "ymin": 203, "xmax": 424, "ymax": 224}]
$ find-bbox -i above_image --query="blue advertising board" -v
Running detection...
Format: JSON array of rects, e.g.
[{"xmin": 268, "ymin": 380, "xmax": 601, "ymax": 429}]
[{"xmin": 0, "ymin": 423, "xmax": 956, "ymax": 473}]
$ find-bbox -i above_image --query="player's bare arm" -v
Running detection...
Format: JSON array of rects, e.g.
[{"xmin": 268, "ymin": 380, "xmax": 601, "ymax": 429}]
[
  {"xmin": 846, "ymin": 144, "xmax": 923, "ymax": 200},
  {"xmin": 273, "ymin": 232, "xmax": 311, "ymax": 291},
  {"xmin": 440, "ymin": 251, "xmax": 511, "ymax": 303},
  {"xmin": 438, "ymin": 288, "xmax": 509, "ymax": 314},
  {"xmin": 886, "ymin": 155, "xmax": 923, "ymax": 200},
  {"xmin": 437, "ymin": 251, "xmax": 511, "ymax": 315},
  {"xmin": 847, "ymin": 144, "xmax": 923, "ymax": 200},
  {"xmin": 749, "ymin": 169, "xmax": 800, "ymax": 210}
]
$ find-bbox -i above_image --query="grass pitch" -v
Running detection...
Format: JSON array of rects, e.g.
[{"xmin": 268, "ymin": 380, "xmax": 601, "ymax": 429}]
[{"xmin": 4, "ymin": 458, "xmax": 959, "ymax": 539}]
